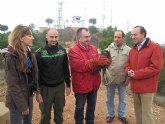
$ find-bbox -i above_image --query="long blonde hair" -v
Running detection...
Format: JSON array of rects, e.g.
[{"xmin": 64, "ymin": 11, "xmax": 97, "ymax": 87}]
[{"xmin": 8, "ymin": 24, "xmax": 32, "ymax": 72}]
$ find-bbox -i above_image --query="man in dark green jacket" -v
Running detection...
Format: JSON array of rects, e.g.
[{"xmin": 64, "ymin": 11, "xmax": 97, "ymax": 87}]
[{"xmin": 36, "ymin": 28, "xmax": 71, "ymax": 124}]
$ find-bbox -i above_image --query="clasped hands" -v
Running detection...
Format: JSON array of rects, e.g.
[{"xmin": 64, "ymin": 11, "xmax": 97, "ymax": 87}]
[{"xmin": 128, "ymin": 69, "xmax": 135, "ymax": 77}]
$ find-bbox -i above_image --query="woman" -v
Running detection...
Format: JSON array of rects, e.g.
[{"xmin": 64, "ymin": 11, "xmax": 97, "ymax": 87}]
[{"xmin": 4, "ymin": 24, "xmax": 42, "ymax": 124}]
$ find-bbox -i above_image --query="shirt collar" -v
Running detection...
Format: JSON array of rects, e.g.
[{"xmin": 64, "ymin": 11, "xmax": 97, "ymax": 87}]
[
  {"xmin": 114, "ymin": 42, "xmax": 125, "ymax": 49},
  {"xmin": 140, "ymin": 38, "xmax": 146, "ymax": 46},
  {"xmin": 137, "ymin": 38, "xmax": 146, "ymax": 50}
]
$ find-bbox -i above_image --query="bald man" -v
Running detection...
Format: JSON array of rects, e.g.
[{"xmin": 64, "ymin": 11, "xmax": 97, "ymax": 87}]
[{"xmin": 36, "ymin": 28, "xmax": 71, "ymax": 124}]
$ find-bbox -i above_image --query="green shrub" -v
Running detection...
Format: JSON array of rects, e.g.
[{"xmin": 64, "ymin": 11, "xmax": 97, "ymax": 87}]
[
  {"xmin": 98, "ymin": 37, "xmax": 113, "ymax": 50},
  {"xmin": 158, "ymin": 59, "xmax": 165, "ymax": 95}
]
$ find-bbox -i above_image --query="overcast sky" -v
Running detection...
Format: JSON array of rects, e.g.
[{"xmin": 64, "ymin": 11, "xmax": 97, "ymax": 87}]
[{"xmin": 0, "ymin": 0, "xmax": 165, "ymax": 44}]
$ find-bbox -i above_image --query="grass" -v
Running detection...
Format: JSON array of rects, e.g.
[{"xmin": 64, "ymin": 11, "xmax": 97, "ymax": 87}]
[
  {"xmin": 0, "ymin": 69, "xmax": 6, "ymax": 102},
  {"xmin": 0, "ymin": 69, "xmax": 5, "ymax": 85},
  {"xmin": 154, "ymin": 94, "xmax": 165, "ymax": 107}
]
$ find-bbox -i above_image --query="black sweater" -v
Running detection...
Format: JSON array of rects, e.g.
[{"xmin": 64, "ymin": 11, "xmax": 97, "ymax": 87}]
[{"xmin": 36, "ymin": 43, "xmax": 71, "ymax": 87}]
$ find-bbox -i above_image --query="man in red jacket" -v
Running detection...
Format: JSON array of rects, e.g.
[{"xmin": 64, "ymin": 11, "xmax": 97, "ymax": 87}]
[
  {"xmin": 69, "ymin": 28, "xmax": 110, "ymax": 124},
  {"xmin": 125, "ymin": 26, "xmax": 163, "ymax": 124}
]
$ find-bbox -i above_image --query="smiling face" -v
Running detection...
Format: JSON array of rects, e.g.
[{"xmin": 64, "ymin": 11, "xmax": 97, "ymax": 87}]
[
  {"xmin": 78, "ymin": 29, "xmax": 91, "ymax": 48},
  {"xmin": 8, "ymin": 24, "xmax": 35, "ymax": 72},
  {"xmin": 46, "ymin": 29, "xmax": 59, "ymax": 46},
  {"xmin": 131, "ymin": 27, "xmax": 146, "ymax": 45},
  {"xmin": 21, "ymin": 30, "xmax": 34, "ymax": 47},
  {"xmin": 9, "ymin": 25, "xmax": 35, "ymax": 51}
]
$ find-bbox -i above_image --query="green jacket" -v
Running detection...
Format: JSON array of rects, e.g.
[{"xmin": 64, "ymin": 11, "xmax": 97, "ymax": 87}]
[{"xmin": 36, "ymin": 43, "xmax": 71, "ymax": 87}]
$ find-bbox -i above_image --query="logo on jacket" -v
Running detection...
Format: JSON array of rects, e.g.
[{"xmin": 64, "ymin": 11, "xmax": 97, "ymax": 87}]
[
  {"xmin": 42, "ymin": 50, "xmax": 48, "ymax": 56},
  {"xmin": 57, "ymin": 50, "xmax": 64, "ymax": 54}
]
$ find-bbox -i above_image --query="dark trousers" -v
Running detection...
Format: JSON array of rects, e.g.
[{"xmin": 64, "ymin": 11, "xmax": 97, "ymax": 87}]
[
  {"xmin": 39, "ymin": 83, "xmax": 65, "ymax": 124},
  {"xmin": 74, "ymin": 90, "xmax": 97, "ymax": 124}
]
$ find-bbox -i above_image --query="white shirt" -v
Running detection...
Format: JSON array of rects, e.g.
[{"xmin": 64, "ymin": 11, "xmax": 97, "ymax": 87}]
[{"xmin": 137, "ymin": 38, "xmax": 146, "ymax": 51}]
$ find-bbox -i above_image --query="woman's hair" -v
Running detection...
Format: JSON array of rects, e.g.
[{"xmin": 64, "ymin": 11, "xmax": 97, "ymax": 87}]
[{"xmin": 8, "ymin": 24, "xmax": 32, "ymax": 72}]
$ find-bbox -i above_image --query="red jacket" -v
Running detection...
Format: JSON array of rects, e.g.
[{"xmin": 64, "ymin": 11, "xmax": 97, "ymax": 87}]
[
  {"xmin": 125, "ymin": 39, "xmax": 163, "ymax": 93},
  {"xmin": 68, "ymin": 42, "xmax": 101, "ymax": 93}
]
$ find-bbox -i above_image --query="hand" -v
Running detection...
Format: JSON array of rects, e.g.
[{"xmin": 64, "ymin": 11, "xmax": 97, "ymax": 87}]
[
  {"xmin": 66, "ymin": 87, "xmax": 71, "ymax": 96},
  {"xmin": 97, "ymin": 55, "xmax": 109, "ymax": 66},
  {"xmin": 122, "ymin": 77, "xmax": 130, "ymax": 86},
  {"xmin": 88, "ymin": 56, "xmax": 109, "ymax": 70},
  {"xmin": 128, "ymin": 70, "xmax": 135, "ymax": 77},
  {"xmin": 22, "ymin": 108, "xmax": 29, "ymax": 115},
  {"xmin": 35, "ymin": 92, "xmax": 43, "ymax": 104}
]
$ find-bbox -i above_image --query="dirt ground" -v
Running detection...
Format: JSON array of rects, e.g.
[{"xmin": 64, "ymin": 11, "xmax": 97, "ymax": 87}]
[{"xmin": 31, "ymin": 84, "xmax": 165, "ymax": 124}]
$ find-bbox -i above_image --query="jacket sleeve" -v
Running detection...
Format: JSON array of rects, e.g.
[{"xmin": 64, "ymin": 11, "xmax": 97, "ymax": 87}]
[
  {"xmin": 35, "ymin": 51, "xmax": 42, "ymax": 85},
  {"xmin": 134, "ymin": 45, "xmax": 163, "ymax": 79},
  {"xmin": 63, "ymin": 50, "xmax": 71, "ymax": 87},
  {"xmin": 124, "ymin": 60, "xmax": 131, "ymax": 75},
  {"xmin": 68, "ymin": 47, "xmax": 94, "ymax": 73},
  {"xmin": 32, "ymin": 53, "xmax": 40, "ymax": 91},
  {"xmin": 5, "ymin": 55, "xmax": 28, "ymax": 112}
]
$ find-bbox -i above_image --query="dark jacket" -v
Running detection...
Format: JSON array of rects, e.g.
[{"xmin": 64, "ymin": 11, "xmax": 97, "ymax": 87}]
[
  {"xmin": 4, "ymin": 51, "xmax": 39, "ymax": 112},
  {"xmin": 35, "ymin": 43, "xmax": 71, "ymax": 87}
]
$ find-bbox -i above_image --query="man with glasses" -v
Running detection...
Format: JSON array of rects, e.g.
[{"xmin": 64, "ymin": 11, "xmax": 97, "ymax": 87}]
[{"xmin": 68, "ymin": 28, "xmax": 110, "ymax": 124}]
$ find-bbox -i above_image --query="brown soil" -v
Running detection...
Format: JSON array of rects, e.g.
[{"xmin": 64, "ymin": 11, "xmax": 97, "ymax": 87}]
[
  {"xmin": 31, "ymin": 84, "xmax": 165, "ymax": 124},
  {"xmin": 0, "ymin": 78, "xmax": 165, "ymax": 124}
]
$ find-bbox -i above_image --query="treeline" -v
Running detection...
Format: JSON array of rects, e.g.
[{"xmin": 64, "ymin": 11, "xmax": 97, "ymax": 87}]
[{"xmin": 0, "ymin": 25, "xmax": 165, "ymax": 95}]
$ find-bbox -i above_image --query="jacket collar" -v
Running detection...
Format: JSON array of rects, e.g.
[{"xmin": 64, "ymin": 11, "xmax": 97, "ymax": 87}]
[
  {"xmin": 110, "ymin": 42, "xmax": 126, "ymax": 50},
  {"xmin": 45, "ymin": 42, "xmax": 58, "ymax": 50},
  {"xmin": 77, "ymin": 41, "xmax": 91, "ymax": 51},
  {"xmin": 133, "ymin": 37, "xmax": 151, "ymax": 50}
]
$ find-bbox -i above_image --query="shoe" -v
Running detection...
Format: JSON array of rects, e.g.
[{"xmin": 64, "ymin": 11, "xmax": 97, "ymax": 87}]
[
  {"xmin": 106, "ymin": 116, "xmax": 115, "ymax": 123},
  {"xmin": 119, "ymin": 117, "xmax": 128, "ymax": 123}
]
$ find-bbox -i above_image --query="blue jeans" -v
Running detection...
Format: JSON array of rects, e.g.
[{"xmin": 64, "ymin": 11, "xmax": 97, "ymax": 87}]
[
  {"xmin": 106, "ymin": 83, "xmax": 126, "ymax": 118},
  {"xmin": 23, "ymin": 96, "xmax": 33, "ymax": 124},
  {"xmin": 74, "ymin": 90, "xmax": 97, "ymax": 124},
  {"xmin": 9, "ymin": 96, "xmax": 33, "ymax": 124},
  {"xmin": 9, "ymin": 108, "xmax": 22, "ymax": 124}
]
